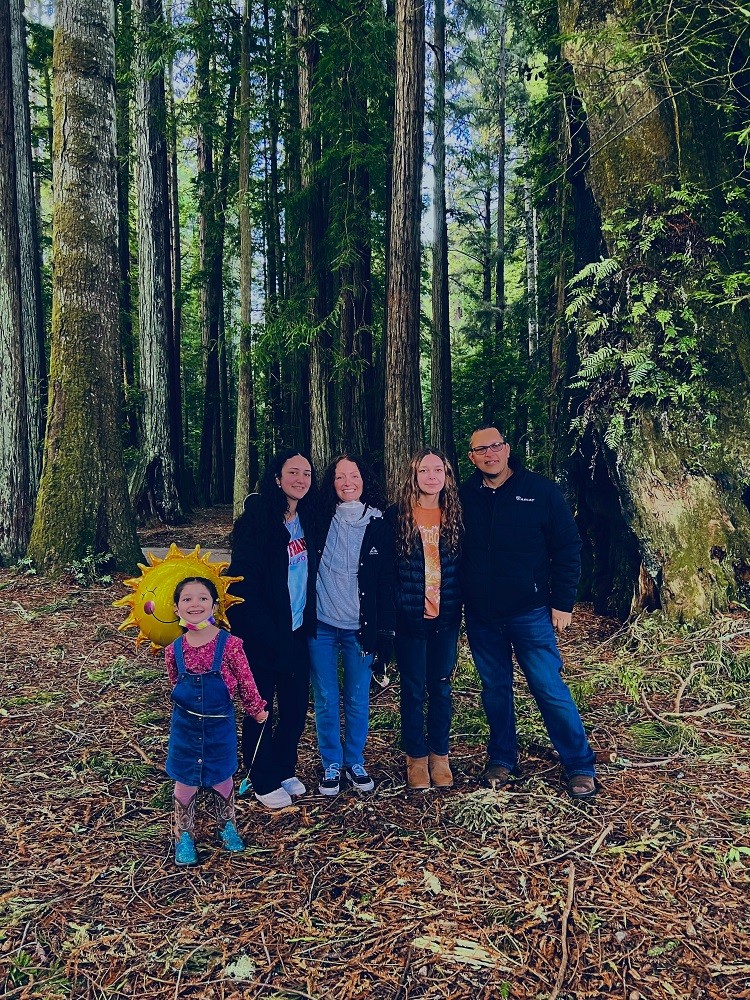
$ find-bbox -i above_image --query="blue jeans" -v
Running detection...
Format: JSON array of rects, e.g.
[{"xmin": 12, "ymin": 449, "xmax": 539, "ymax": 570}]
[
  {"xmin": 465, "ymin": 606, "xmax": 595, "ymax": 777},
  {"xmin": 308, "ymin": 621, "xmax": 374, "ymax": 769},
  {"xmin": 397, "ymin": 622, "xmax": 459, "ymax": 757}
]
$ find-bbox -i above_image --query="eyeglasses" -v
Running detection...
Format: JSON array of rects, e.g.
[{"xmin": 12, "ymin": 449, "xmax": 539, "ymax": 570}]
[{"xmin": 470, "ymin": 441, "xmax": 507, "ymax": 455}]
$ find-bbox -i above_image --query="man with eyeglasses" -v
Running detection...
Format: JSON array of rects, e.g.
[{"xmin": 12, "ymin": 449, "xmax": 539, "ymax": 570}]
[{"xmin": 459, "ymin": 424, "xmax": 598, "ymax": 799}]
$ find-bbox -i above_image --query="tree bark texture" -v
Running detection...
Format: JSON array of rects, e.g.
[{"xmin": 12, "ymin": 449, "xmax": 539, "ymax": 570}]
[
  {"xmin": 195, "ymin": 1, "xmax": 223, "ymax": 503},
  {"xmin": 133, "ymin": 0, "xmax": 182, "ymax": 522},
  {"xmin": 28, "ymin": 0, "xmax": 141, "ymax": 571},
  {"xmin": 429, "ymin": 0, "xmax": 455, "ymax": 469},
  {"xmin": 384, "ymin": 0, "xmax": 425, "ymax": 495},
  {"xmin": 298, "ymin": 0, "xmax": 331, "ymax": 473},
  {"xmin": 115, "ymin": 0, "xmax": 138, "ymax": 448},
  {"xmin": 165, "ymin": 24, "xmax": 185, "ymax": 483},
  {"xmin": 9, "ymin": 0, "xmax": 44, "ymax": 492},
  {"xmin": 233, "ymin": 0, "xmax": 258, "ymax": 516},
  {"xmin": 0, "ymin": 0, "xmax": 32, "ymax": 561},
  {"xmin": 559, "ymin": 0, "xmax": 750, "ymax": 618}
]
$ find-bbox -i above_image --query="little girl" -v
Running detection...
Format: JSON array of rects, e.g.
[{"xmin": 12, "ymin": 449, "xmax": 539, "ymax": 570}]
[{"xmin": 165, "ymin": 576, "xmax": 268, "ymax": 866}]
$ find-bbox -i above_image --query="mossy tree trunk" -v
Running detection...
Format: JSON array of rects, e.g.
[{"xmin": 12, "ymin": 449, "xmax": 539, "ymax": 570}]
[
  {"xmin": 28, "ymin": 0, "xmax": 142, "ymax": 572},
  {"xmin": 558, "ymin": 0, "xmax": 750, "ymax": 619}
]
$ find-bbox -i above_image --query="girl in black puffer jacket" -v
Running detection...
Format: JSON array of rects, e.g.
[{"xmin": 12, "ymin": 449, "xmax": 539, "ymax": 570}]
[{"xmin": 386, "ymin": 448, "xmax": 463, "ymax": 790}]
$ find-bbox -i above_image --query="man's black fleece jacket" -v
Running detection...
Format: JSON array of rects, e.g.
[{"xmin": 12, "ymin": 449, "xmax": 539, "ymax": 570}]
[{"xmin": 459, "ymin": 462, "xmax": 582, "ymax": 621}]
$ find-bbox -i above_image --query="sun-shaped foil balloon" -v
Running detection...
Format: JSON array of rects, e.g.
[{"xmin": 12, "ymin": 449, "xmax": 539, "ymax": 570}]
[{"xmin": 113, "ymin": 544, "xmax": 243, "ymax": 652}]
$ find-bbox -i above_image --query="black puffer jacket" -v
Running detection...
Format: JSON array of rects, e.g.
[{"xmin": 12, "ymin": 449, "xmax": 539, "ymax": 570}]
[
  {"xmin": 385, "ymin": 505, "xmax": 462, "ymax": 632},
  {"xmin": 313, "ymin": 510, "xmax": 396, "ymax": 655},
  {"xmin": 460, "ymin": 461, "xmax": 581, "ymax": 620},
  {"xmin": 226, "ymin": 493, "xmax": 318, "ymax": 674}
]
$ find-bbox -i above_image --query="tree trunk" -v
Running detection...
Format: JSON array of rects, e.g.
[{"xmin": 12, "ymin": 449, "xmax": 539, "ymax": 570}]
[
  {"xmin": 166, "ymin": 0, "xmax": 186, "ymax": 500},
  {"xmin": 133, "ymin": 0, "xmax": 182, "ymax": 523},
  {"xmin": 0, "ymin": 0, "xmax": 32, "ymax": 561},
  {"xmin": 9, "ymin": 0, "xmax": 44, "ymax": 493},
  {"xmin": 384, "ymin": 0, "xmax": 425, "ymax": 494},
  {"xmin": 493, "ymin": 0, "xmax": 506, "ymax": 419},
  {"xmin": 298, "ymin": 0, "xmax": 331, "ymax": 472},
  {"xmin": 559, "ymin": 0, "xmax": 750, "ymax": 618},
  {"xmin": 429, "ymin": 0, "xmax": 455, "ymax": 468},
  {"xmin": 233, "ymin": 0, "xmax": 258, "ymax": 516},
  {"xmin": 337, "ymin": 73, "xmax": 372, "ymax": 456},
  {"xmin": 195, "ymin": 1, "xmax": 222, "ymax": 503},
  {"xmin": 481, "ymin": 182, "xmax": 494, "ymax": 423},
  {"xmin": 215, "ymin": 51, "xmax": 239, "ymax": 503},
  {"xmin": 28, "ymin": 0, "xmax": 141, "ymax": 571},
  {"xmin": 115, "ymin": 0, "xmax": 138, "ymax": 448}
]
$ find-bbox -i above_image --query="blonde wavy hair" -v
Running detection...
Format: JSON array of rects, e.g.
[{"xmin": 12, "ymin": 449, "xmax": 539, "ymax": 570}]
[{"xmin": 396, "ymin": 448, "xmax": 462, "ymax": 559}]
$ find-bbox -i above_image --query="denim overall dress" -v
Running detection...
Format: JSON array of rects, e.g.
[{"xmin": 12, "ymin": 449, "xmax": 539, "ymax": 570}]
[{"xmin": 165, "ymin": 630, "xmax": 238, "ymax": 786}]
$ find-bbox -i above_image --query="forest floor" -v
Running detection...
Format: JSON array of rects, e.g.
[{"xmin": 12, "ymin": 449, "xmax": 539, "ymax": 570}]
[{"xmin": 2, "ymin": 507, "xmax": 750, "ymax": 1000}]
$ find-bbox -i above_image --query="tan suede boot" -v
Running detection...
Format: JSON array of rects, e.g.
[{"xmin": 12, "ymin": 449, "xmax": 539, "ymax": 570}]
[
  {"xmin": 405, "ymin": 754, "xmax": 430, "ymax": 789},
  {"xmin": 428, "ymin": 753, "xmax": 453, "ymax": 788}
]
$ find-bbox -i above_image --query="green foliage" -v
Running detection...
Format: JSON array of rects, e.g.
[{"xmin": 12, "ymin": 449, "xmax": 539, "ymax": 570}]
[
  {"xmin": 566, "ymin": 189, "xmax": 734, "ymax": 449},
  {"xmin": 75, "ymin": 752, "xmax": 151, "ymax": 782},
  {"xmin": 66, "ymin": 549, "xmax": 114, "ymax": 587}
]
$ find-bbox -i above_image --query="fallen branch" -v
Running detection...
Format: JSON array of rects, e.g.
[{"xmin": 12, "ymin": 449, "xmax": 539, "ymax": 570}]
[{"xmin": 549, "ymin": 862, "xmax": 576, "ymax": 1000}]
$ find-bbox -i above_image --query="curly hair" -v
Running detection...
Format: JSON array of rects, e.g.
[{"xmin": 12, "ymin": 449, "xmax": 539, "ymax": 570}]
[
  {"xmin": 257, "ymin": 448, "xmax": 318, "ymax": 523},
  {"xmin": 318, "ymin": 454, "xmax": 387, "ymax": 523},
  {"xmin": 396, "ymin": 448, "xmax": 462, "ymax": 558}
]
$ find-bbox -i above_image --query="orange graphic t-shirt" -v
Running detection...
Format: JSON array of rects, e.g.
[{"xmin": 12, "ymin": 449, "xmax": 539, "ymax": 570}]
[{"xmin": 413, "ymin": 505, "xmax": 441, "ymax": 618}]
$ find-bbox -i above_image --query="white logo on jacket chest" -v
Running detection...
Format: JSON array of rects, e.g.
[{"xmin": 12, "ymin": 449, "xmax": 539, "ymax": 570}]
[{"xmin": 516, "ymin": 496, "xmax": 535, "ymax": 502}]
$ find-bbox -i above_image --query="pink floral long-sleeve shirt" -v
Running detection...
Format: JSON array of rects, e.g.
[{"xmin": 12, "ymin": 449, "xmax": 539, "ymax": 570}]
[{"xmin": 165, "ymin": 632, "xmax": 266, "ymax": 717}]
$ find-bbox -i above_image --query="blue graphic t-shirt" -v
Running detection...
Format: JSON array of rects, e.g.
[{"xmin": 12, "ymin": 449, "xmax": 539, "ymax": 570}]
[{"xmin": 285, "ymin": 514, "xmax": 308, "ymax": 630}]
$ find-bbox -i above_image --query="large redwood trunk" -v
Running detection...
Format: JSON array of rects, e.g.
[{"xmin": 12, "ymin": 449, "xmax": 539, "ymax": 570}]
[{"xmin": 558, "ymin": 0, "xmax": 750, "ymax": 618}]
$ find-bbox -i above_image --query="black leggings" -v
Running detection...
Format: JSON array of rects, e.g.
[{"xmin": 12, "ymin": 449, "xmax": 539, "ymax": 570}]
[{"xmin": 241, "ymin": 630, "xmax": 310, "ymax": 795}]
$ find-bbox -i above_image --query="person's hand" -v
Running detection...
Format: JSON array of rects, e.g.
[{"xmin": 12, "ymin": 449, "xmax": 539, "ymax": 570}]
[
  {"xmin": 551, "ymin": 609, "xmax": 572, "ymax": 633},
  {"xmin": 374, "ymin": 633, "xmax": 394, "ymax": 669},
  {"xmin": 253, "ymin": 709, "xmax": 269, "ymax": 723}
]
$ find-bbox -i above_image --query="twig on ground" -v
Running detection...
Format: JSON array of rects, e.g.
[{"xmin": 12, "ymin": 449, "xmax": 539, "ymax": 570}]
[{"xmin": 549, "ymin": 862, "xmax": 576, "ymax": 1000}]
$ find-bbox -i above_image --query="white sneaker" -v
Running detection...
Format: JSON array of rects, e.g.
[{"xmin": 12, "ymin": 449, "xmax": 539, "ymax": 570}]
[
  {"xmin": 281, "ymin": 776, "xmax": 306, "ymax": 797},
  {"xmin": 254, "ymin": 787, "xmax": 293, "ymax": 809}
]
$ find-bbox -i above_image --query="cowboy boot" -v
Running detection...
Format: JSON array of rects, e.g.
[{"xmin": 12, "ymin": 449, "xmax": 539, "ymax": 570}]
[
  {"xmin": 428, "ymin": 752, "xmax": 453, "ymax": 788},
  {"xmin": 405, "ymin": 754, "xmax": 430, "ymax": 790},
  {"xmin": 210, "ymin": 788, "xmax": 245, "ymax": 852},
  {"xmin": 173, "ymin": 794, "xmax": 198, "ymax": 866}
]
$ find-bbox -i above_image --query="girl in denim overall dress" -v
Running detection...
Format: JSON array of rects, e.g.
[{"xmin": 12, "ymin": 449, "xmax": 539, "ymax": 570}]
[{"xmin": 165, "ymin": 576, "xmax": 267, "ymax": 866}]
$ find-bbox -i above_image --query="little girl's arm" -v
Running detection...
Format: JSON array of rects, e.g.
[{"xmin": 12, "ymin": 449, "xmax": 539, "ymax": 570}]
[
  {"xmin": 224, "ymin": 636, "xmax": 267, "ymax": 718},
  {"xmin": 165, "ymin": 643, "xmax": 178, "ymax": 687}
]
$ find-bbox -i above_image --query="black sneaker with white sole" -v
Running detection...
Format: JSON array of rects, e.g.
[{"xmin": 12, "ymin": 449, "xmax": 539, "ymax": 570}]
[
  {"xmin": 319, "ymin": 764, "xmax": 341, "ymax": 796},
  {"xmin": 344, "ymin": 764, "xmax": 375, "ymax": 793}
]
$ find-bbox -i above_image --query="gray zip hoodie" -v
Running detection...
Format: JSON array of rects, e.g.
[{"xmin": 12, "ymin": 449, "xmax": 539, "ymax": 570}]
[{"xmin": 317, "ymin": 502, "xmax": 382, "ymax": 629}]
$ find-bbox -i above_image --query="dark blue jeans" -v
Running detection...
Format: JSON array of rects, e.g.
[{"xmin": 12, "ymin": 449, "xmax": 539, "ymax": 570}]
[
  {"xmin": 397, "ymin": 621, "xmax": 459, "ymax": 757},
  {"xmin": 465, "ymin": 606, "xmax": 595, "ymax": 777}
]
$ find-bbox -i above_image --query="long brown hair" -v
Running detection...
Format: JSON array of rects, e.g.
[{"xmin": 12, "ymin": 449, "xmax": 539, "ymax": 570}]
[{"xmin": 396, "ymin": 448, "xmax": 462, "ymax": 559}]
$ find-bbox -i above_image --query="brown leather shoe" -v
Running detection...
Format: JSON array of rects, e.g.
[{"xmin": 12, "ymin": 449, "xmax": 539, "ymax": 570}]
[
  {"xmin": 567, "ymin": 774, "xmax": 598, "ymax": 800},
  {"xmin": 405, "ymin": 754, "xmax": 430, "ymax": 789},
  {"xmin": 481, "ymin": 763, "xmax": 512, "ymax": 789},
  {"xmin": 428, "ymin": 752, "xmax": 453, "ymax": 788}
]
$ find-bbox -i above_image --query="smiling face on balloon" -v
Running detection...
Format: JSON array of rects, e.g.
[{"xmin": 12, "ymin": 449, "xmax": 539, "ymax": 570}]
[{"xmin": 113, "ymin": 545, "xmax": 243, "ymax": 651}]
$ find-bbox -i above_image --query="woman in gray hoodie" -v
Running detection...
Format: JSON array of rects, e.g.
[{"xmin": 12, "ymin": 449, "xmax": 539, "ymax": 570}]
[{"xmin": 309, "ymin": 455, "xmax": 395, "ymax": 796}]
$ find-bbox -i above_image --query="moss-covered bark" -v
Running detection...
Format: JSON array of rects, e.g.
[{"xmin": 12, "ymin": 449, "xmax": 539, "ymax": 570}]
[
  {"xmin": 27, "ymin": 0, "xmax": 141, "ymax": 573},
  {"xmin": 559, "ymin": 0, "xmax": 750, "ymax": 618}
]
